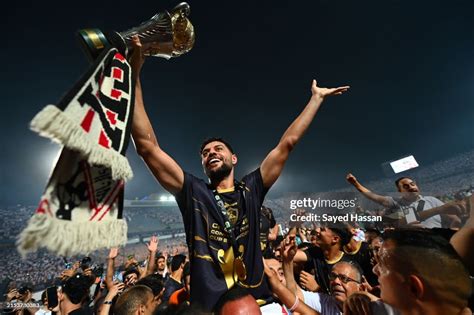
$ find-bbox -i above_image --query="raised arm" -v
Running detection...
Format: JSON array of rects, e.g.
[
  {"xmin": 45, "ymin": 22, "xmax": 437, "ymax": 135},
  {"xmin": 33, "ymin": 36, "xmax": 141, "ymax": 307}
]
[
  {"xmin": 130, "ymin": 36, "xmax": 184, "ymax": 194},
  {"xmin": 450, "ymin": 195, "xmax": 474, "ymax": 274},
  {"xmin": 105, "ymin": 247, "xmax": 119, "ymax": 290},
  {"xmin": 346, "ymin": 173, "xmax": 393, "ymax": 208},
  {"xmin": 281, "ymin": 235, "xmax": 306, "ymax": 300},
  {"xmin": 145, "ymin": 235, "xmax": 159, "ymax": 276},
  {"xmin": 260, "ymin": 80, "xmax": 349, "ymax": 189},
  {"xmin": 264, "ymin": 260, "xmax": 320, "ymax": 315}
]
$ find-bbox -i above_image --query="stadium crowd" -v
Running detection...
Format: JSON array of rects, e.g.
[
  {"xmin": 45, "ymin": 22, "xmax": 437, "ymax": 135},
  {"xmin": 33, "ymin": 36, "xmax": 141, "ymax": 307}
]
[
  {"xmin": 2, "ymin": 180, "xmax": 473, "ymax": 314},
  {"xmin": 2, "ymin": 35, "xmax": 473, "ymax": 314}
]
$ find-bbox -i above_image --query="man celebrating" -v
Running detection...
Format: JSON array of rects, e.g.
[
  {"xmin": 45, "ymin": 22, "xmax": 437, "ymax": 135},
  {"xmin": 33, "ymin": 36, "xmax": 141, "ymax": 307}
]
[
  {"xmin": 129, "ymin": 36, "xmax": 349, "ymax": 311},
  {"xmin": 346, "ymin": 174, "xmax": 464, "ymax": 228}
]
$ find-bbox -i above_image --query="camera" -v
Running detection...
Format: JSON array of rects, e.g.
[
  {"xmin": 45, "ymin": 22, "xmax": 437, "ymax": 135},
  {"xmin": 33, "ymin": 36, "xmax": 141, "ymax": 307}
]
[
  {"xmin": 80, "ymin": 257, "xmax": 92, "ymax": 270},
  {"xmin": 18, "ymin": 286, "xmax": 30, "ymax": 295},
  {"xmin": 91, "ymin": 265, "xmax": 104, "ymax": 277}
]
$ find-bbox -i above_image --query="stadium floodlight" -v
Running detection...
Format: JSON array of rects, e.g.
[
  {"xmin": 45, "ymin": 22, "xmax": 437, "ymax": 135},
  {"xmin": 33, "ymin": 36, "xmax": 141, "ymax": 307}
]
[
  {"xmin": 389, "ymin": 155, "xmax": 419, "ymax": 174},
  {"xmin": 159, "ymin": 194, "xmax": 175, "ymax": 202}
]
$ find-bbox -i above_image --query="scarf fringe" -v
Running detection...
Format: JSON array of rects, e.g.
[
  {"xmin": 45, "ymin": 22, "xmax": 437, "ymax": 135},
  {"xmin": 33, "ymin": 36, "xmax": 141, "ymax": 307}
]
[
  {"xmin": 30, "ymin": 105, "xmax": 133, "ymax": 181},
  {"xmin": 17, "ymin": 214, "xmax": 128, "ymax": 258}
]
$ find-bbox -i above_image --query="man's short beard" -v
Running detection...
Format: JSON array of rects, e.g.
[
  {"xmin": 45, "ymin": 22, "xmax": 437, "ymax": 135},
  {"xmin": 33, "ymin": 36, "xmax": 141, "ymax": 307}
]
[{"xmin": 206, "ymin": 163, "xmax": 232, "ymax": 183}]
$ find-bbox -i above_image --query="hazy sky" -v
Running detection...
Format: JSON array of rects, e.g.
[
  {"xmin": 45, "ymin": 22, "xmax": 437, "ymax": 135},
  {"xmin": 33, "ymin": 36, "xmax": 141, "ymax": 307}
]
[{"xmin": 2, "ymin": 0, "xmax": 474, "ymax": 205}]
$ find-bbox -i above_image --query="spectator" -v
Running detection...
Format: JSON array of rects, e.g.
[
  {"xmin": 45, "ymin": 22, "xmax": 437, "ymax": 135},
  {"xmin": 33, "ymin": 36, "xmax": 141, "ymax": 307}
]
[
  {"xmin": 293, "ymin": 225, "xmax": 355, "ymax": 294},
  {"xmin": 213, "ymin": 286, "xmax": 262, "ymax": 315},
  {"xmin": 59, "ymin": 273, "xmax": 93, "ymax": 315},
  {"xmin": 374, "ymin": 229, "xmax": 471, "ymax": 315},
  {"xmin": 35, "ymin": 290, "xmax": 51, "ymax": 315},
  {"xmin": 114, "ymin": 285, "xmax": 155, "ymax": 315},
  {"xmin": 136, "ymin": 274, "xmax": 165, "ymax": 308},
  {"xmin": 346, "ymin": 174, "xmax": 464, "ymax": 228},
  {"xmin": 168, "ymin": 262, "xmax": 190, "ymax": 307},
  {"xmin": 162, "ymin": 255, "xmax": 186, "ymax": 302}
]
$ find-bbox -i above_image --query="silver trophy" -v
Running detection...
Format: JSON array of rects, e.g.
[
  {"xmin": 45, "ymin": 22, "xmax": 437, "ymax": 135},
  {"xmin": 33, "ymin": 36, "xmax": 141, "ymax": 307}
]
[{"xmin": 78, "ymin": 2, "xmax": 195, "ymax": 60}]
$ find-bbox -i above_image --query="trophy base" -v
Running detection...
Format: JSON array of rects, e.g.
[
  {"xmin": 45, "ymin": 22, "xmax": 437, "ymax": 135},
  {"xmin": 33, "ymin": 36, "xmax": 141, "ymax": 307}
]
[{"xmin": 77, "ymin": 29, "xmax": 128, "ymax": 61}]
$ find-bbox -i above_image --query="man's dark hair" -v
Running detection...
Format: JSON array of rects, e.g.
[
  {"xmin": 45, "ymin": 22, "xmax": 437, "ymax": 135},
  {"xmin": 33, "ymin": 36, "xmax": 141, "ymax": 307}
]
[
  {"xmin": 156, "ymin": 254, "xmax": 166, "ymax": 262},
  {"xmin": 394, "ymin": 176, "xmax": 412, "ymax": 189},
  {"xmin": 263, "ymin": 251, "xmax": 278, "ymax": 260},
  {"xmin": 382, "ymin": 228, "xmax": 459, "ymax": 258},
  {"xmin": 213, "ymin": 286, "xmax": 252, "ymax": 313},
  {"xmin": 328, "ymin": 223, "xmax": 352, "ymax": 247},
  {"xmin": 381, "ymin": 228, "xmax": 471, "ymax": 305},
  {"xmin": 114, "ymin": 285, "xmax": 153, "ymax": 315},
  {"xmin": 183, "ymin": 261, "xmax": 190, "ymax": 277},
  {"xmin": 136, "ymin": 275, "xmax": 164, "ymax": 296},
  {"xmin": 61, "ymin": 273, "xmax": 92, "ymax": 305},
  {"xmin": 200, "ymin": 137, "xmax": 234, "ymax": 155},
  {"xmin": 171, "ymin": 254, "xmax": 187, "ymax": 272},
  {"xmin": 123, "ymin": 268, "xmax": 141, "ymax": 281}
]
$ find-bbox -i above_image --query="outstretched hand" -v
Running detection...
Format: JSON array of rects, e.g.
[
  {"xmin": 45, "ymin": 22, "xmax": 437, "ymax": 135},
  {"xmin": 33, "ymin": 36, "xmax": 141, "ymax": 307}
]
[
  {"xmin": 346, "ymin": 173, "xmax": 358, "ymax": 185},
  {"xmin": 147, "ymin": 235, "xmax": 159, "ymax": 252},
  {"xmin": 281, "ymin": 235, "xmax": 298, "ymax": 263},
  {"xmin": 311, "ymin": 79, "xmax": 350, "ymax": 99},
  {"xmin": 109, "ymin": 247, "xmax": 119, "ymax": 259}
]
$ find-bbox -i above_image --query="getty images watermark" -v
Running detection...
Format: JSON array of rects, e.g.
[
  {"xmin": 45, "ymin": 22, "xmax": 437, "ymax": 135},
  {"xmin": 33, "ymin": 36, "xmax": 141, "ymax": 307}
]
[{"xmin": 287, "ymin": 192, "xmax": 383, "ymax": 224}]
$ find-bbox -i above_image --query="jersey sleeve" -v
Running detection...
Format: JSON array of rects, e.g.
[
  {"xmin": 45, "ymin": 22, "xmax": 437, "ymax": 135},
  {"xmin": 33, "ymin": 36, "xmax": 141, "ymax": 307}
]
[
  {"xmin": 174, "ymin": 171, "xmax": 195, "ymax": 217},
  {"xmin": 241, "ymin": 168, "xmax": 269, "ymax": 213}
]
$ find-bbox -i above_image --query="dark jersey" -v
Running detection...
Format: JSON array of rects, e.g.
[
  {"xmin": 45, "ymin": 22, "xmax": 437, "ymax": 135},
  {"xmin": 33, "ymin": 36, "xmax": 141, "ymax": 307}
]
[
  {"xmin": 260, "ymin": 206, "xmax": 276, "ymax": 256},
  {"xmin": 304, "ymin": 246, "xmax": 354, "ymax": 295},
  {"xmin": 163, "ymin": 277, "xmax": 184, "ymax": 302},
  {"xmin": 175, "ymin": 169, "xmax": 272, "ymax": 311}
]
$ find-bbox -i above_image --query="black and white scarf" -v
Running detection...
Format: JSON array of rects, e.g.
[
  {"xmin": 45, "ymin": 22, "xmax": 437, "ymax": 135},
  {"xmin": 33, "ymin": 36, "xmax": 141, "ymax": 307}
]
[{"xmin": 18, "ymin": 47, "xmax": 134, "ymax": 257}]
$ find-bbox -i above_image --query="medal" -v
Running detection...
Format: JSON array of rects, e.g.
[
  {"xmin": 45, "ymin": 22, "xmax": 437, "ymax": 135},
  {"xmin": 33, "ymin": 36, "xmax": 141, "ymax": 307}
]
[
  {"xmin": 234, "ymin": 257, "xmax": 247, "ymax": 281},
  {"xmin": 217, "ymin": 249, "xmax": 225, "ymax": 264}
]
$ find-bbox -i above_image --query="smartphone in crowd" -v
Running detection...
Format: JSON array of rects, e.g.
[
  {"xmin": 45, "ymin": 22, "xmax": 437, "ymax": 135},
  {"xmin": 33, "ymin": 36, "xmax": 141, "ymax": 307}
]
[
  {"xmin": 113, "ymin": 271, "xmax": 123, "ymax": 282},
  {"xmin": 46, "ymin": 286, "xmax": 58, "ymax": 309}
]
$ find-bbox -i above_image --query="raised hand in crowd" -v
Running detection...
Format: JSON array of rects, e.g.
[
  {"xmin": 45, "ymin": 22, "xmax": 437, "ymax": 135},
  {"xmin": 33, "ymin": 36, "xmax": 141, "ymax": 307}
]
[
  {"xmin": 100, "ymin": 281, "xmax": 125, "ymax": 315},
  {"xmin": 281, "ymin": 234, "xmax": 298, "ymax": 263},
  {"xmin": 146, "ymin": 235, "xmax": 159, "ymax": 276},
  {"xmin": 299, "ymin": 270, "xmax": 319, "ymax": 292},
  {"xmin": 280, "ymin": 234, "xmax": 312, "ymax": 304},
  {"xmin": 5, "ymin": 288, "xmax": 20, "ymax": 302},
  {"xmin": 108, "ymin": 247, "xmax": 119, "ymax": 260},
  {"xmin": 360, "ymin": 275, "xmax": 373, "ymax": 293},
  {"xmin": 60, "ymin": 268, "xmax": 75, "ymax": 281},
  {"xmin": 264, "ymin": 260, "xmax": 320, "ymax": 315},
  {"xmin": 345, "ymin": 173, "xmax": 392, "ymax": 208},
  {"xmin": 106, "ymin": 247, "xmax": 119, "ymax": 289}
]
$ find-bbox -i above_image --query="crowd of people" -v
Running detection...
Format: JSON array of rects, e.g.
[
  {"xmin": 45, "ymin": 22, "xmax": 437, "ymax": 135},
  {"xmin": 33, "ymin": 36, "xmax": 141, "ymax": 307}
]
[
  {"xmin": 3, "ymin": 194, "xmax": 473, "ymax": 314},
  {"xmin": 2, "ymin": 36, "xmax": 474, "ymax": 315}
]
